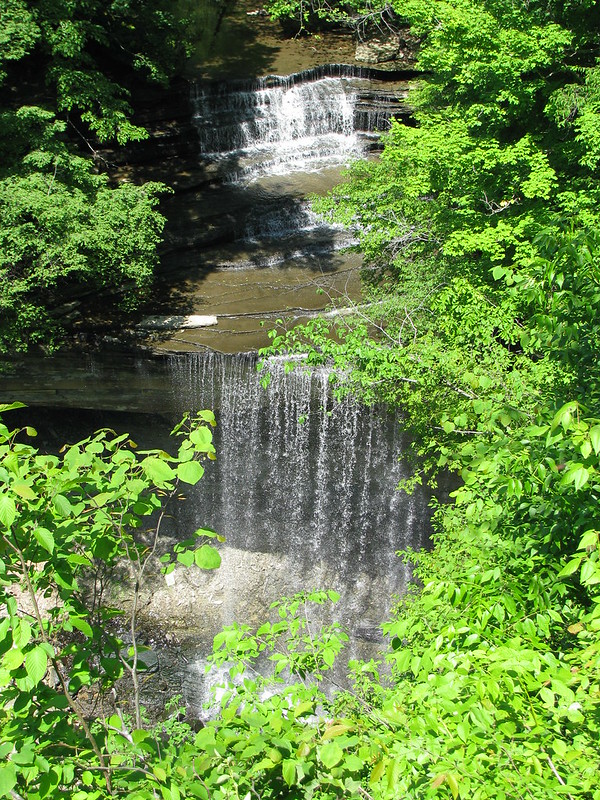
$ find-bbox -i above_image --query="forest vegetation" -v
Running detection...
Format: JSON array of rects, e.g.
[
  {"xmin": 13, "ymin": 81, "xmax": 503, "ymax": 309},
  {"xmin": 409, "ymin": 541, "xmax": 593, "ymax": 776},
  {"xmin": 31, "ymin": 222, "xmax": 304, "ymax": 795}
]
[
  {"xmin": 1, "ymin": 0, "xmax": 600, "ymax": 798},
  {"xmin": 0, "ymin": 0, "xmax": 193, "ymax": 357}
]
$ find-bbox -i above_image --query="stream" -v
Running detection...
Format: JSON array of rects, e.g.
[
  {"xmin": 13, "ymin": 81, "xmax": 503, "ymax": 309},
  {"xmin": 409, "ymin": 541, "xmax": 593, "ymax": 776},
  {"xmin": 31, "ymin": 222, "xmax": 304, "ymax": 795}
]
[
  {"xmin": 1, "ymin": 38, "xmax": 428, "ymax": 717},
  {"xmin": 144, "ymin": 64, "xmax": 410, "ymax": 353}
]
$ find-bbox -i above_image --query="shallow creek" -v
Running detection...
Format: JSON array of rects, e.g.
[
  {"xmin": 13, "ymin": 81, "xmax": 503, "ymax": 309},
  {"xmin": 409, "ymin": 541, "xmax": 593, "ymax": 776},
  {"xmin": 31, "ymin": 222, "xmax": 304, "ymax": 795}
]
[
  {"xmin": 146, "ymin": 64, "xmax": 410, "ymax": 353},
  {"xmin": 0, "ymin": 10, "xmax": 429, "ymax": 717}
]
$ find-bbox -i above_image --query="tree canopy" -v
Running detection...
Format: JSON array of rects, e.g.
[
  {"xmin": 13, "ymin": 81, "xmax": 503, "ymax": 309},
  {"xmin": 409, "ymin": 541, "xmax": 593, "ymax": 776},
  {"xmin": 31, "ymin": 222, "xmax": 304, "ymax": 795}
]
[
  {"xmin": 0, "ymin": 0, "xmax": 192, "ymax": 356},
  {"xmin": 256, "ymin": 0, "xmax": 600, "ymax": 795}
]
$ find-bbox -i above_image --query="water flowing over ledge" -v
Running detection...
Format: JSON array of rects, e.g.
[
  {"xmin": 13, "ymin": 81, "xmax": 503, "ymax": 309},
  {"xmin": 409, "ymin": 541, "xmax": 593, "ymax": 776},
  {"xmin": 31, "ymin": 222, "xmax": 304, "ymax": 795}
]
[
  {"xmin": 0, "ymin": 350, "xmax": 434, "ymax": 715},
  {"xmin": 145, "ymin": 63, "xmax": 411, "ymax": 352},
  {"xmin": 194, "ymin": 63, "xmax": 419, "ymax": 93},
  {"xmin": 145, "ymin": 352, "xmax": 432, "ymax": 714},
  {"xmin": 191, "ymin": 63, "xmax": 411, "ymax": 183}
]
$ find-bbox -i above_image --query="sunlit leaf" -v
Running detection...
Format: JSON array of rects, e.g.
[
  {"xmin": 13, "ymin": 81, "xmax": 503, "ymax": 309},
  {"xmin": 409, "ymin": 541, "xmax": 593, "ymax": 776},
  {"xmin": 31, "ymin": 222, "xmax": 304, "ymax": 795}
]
[
  {"xmin": 320, "ymin": 742, "xmax": 343, "ymax": 769},
  {"xmin": 177, "ymin": 461, "xmax": 204, "ymax": 485},
  {"xmin": 282, "ymin": 759, "xmax": 296, "ymax": 786},
  {"xmin": 34, "ymin": 527, "xmax": 54, "ymax": 554},
  {"xmin": 141, "ymin": 456, "xmax": 176, "ymax": 484},
  {"xmin": 0, "ymin": 763, "xmax": 17, "ymax": 796},
  {"xmin": 0, "ymin": 495, "xmax": 16, "ymax": 528},
  {"xmin": 194, "ymin": 544, "xmax": 221, "ymax": 570},
  {"xmin": 25, "ymin": 647, "xmax": 48, "ymax": 685},
  {"xmin": 11, "ymin": 482, "xmax": 36, "ymax": 500}
]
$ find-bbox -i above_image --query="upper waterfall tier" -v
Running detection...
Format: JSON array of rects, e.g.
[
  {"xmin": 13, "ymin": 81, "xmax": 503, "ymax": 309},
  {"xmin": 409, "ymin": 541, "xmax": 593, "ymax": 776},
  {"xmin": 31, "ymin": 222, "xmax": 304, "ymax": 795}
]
[{"xmin": 192, "ymin": 64, "xmax": 410, "ymax": 182}]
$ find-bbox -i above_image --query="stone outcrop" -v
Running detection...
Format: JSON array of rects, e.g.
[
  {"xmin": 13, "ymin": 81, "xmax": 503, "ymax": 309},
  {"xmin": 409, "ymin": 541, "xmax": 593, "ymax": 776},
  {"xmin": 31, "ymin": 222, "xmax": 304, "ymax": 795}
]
[
  {"xmin": 355, "ymin": 31, "xmax": 419, "ymax": 66},
  {"xmin": 138, "ymin": 315, "xmax": 219, "ymax": 330},
  {"xmin": 355, "ymin": 38, "xmax": 400, "ymax": 64}
]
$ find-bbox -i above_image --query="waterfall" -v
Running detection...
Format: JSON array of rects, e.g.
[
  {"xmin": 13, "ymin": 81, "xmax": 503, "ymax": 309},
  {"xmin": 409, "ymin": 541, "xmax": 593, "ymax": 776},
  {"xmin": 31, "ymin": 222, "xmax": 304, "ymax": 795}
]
[
  {"xmin": 0, "ymin": 67, "xmax": 421, "ymax": 715},
  {"xmin": 2, "ymin": 349, "xmax": 433, "ymax": 714},
  {"xmin": 170, "ymin": 353, "xmax": 429, "ymax": 559},
  {"xmin": 191, "ymin": 64, "xmax": 409, "ymax": 182},
  {"xmin": 154, "ymin": 353, "xmax": 431, "ymax": 713},
  {"xmin": 149, "ymin": 65, "xmax": 413, "ymax": 353}
]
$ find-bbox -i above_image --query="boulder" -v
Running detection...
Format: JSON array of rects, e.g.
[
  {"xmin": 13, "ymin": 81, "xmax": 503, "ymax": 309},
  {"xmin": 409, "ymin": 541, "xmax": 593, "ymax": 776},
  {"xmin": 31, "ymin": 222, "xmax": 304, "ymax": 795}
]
[{"xmin": 355, "ymin": 38, "xmax": 400, "ymax": 64}]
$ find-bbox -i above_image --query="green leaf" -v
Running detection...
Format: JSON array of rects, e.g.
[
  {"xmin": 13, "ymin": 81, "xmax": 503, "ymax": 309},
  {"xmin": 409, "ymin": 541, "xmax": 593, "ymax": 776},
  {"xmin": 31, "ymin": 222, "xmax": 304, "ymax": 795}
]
[
  {"xmin": 11, "ymin": 482, "xmax": 36, "ymax": 500},
  {"xmin": 53, "ymin": 494, "xmax": 72, "ymax": 518},
  {"xmin": 25, "ymin": 647, "xmax": 48, "ymax": 685},
  {"xmin": 552, "ymin": 401, "xmax": 578, "ymax": 431},
  {"xmin": 0, "ymin": 495, "xmax": 16, "ymax": 528},
  {"xmin": 194, "ymin": 544, "xmax": 221, "ymax": 570},
  {"xmin": 15, "ymin": 619, "xmax": 31, "ymax": 648},
  {"xmin": 33, "ymin": 527, "xmax": 54, "ymax": 554},
  {"xmin": 370, "ymin": 760, "xmax": 386, "ymax": 785},
  {"xmin": 552, "ymin": 739, "xmax": 567, "ymax": 758},
  {"xmin": 177, "ymin": 461, "xmax": 205, "ymax": 485},
  {"xmin": 197, "ymin": 410, "xmax": 216, "ymax": 426},
  {"xmin": 0, "ymin": 763, "xmax": 17, "ymax": 797},
  {"xmin": 282, "ymin": 759, "xmax": 296, "ymax": 786},
  {"xmin": 177, "ymin": 549, "xmax": 195, "ymax": 567},
  {"xmin": 70, "ymin": 616, "xmax": 93, "ymax": 638},
  {"xmin": 561, "ymin": 463, "xmax": 590, "ymax": 490},
  {"xmin": 580, "ymin": 559, "xmax": 600, "ymax": 585},
  {"xmin": 323, "ymin": 723, "xmax": 353, "ymax": 739},
  {"xmin": 446, "ymin": 773, "xmax": 460, "ymax": 800},
  {"xmin": 320, "ymin": 742, "xmax": 343, "ymax": 769},
  {"xmin": 590, "ymin": 425, "xmax": 600, "ymax": 455},
  {"xmin": 0, "ymin": 402, "xmax": 25, "ymax": 413},
  {"xmin": 194, "ymin": 527, "xmax": 225, "ymax": 542},
  {"xmin": 141, "ymin": 456, "xmax": 176, "ymax": 484},
  {"xmin": 578, "ymin": 530, "xmax": 599, "ymax": 550},
  {"xmin": 293, "ymin": 701, "xmax": 314, "ymax": 719},
  {"xmin": 266, "ymin": 748, "xmax": 282, "ymax": 764},
  {"xmin": 559, "ymin": 556, "xmax": 583, "ymax": 577},
  {"xmin": 580, "ymin": 439, "xmax": 592, "ymax": 459},
  {"xmin": 190, "ymin": 427, "xmax": 214, "ymax": 452},
  {"xmin": 343, "ymin": 754, "xmax": 364, "ymax": 773},
  {"xmin": 456, "ymin": 721, "xmax": 470, "ymax": 742},
  {"xmin": 2, "ymin": 648, "xmax": 24, "ymax": 671}
]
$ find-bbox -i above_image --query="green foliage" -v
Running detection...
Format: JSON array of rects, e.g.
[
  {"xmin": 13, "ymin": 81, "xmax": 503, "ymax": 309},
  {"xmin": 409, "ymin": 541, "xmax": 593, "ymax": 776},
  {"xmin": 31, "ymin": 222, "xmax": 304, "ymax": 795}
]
[
  {"xmin": 0, "ymin": 0, "xmax": 193, "ymax": 355},
  {"xmin": 211, "ymin": 589, "xmax": 348, "ymax": 681},
  {"xmin": 249, "ymin": 1, "xmax": 600, "ymax": 797},
  {"xmin": 0, "ymin": 0, "xmax": 191, "ymax": 142},
  {"xmin": 252, "ymin": 252, "xmax": 600, "ymax": 798},
  {"xmin": 3, "ymin": 0, "xmax": 600, "ymax": 797},
  {"xmin": 314, "ymin": 0, "xmax": 600, "ymax": 288},
  {"xmin": 0, "ymin": 405, "xmax": 223, "ymax": 798},
  {"xmin": 0, "ymin": 107, "xmax": 167, "ymax": 353},
  {"xmin": 263, "ymin": 0, "xmax": 396, "ymax": 35}
]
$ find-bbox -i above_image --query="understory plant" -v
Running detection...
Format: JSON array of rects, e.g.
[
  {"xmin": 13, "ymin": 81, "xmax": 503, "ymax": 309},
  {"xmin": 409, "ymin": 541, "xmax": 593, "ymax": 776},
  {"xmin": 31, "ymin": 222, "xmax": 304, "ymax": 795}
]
[{"xmin": 0, "ymin": 405, "xmax": 223, "ymax": 798}]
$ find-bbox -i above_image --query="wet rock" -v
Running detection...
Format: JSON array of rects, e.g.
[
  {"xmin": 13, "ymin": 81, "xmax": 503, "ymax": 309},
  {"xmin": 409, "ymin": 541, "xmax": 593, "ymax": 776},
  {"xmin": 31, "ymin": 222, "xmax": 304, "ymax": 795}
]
[
  {"xmin": 138, "ymin": 315, "xmax": 219, "ymax": 330},
  {"xmin": 355, "ymin": 31, "xmax": 419, "ymax": 66},
  {"xmin": 355, "ymin": 38, "xmax": 400, "ymax": 64}
]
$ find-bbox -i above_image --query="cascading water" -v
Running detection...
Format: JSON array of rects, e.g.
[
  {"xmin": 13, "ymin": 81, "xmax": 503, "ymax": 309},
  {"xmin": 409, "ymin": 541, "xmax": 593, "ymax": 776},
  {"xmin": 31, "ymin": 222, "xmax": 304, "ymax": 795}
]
[
  {"xmin": 194, "ymin": 78, "xmax": 357, "ymax": 181},
  {"xmin": 0, "ymin": 67, "xmax": 423, "ymax": 717},
  {"xmin": 138, "ymin": 352, "xmax": 432, "ymax": 715},
  {"xmin": 191, "ymin": 65, "xmax": 405, "ymax": 183},
  {"xmin": 170, "ymin": 353, "xmax": 429, "ymax": 563},
  {"xmin": 152, "ymin": 69, "xmax": 418, "ymax": 710},
  {"xmin": 154, "ymin": 65, "xmax": 409, "ymax": 353},
  {"xmin": 1, "ymin": 347, "xmax": 433, "ymax": 716}
]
